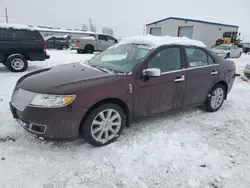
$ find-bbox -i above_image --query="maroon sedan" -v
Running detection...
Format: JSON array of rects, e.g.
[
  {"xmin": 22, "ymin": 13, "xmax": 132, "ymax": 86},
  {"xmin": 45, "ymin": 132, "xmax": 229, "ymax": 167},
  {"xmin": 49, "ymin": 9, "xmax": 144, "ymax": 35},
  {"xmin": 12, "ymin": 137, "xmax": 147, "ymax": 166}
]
[{"xmin": 9, "ymin": 40, "xmax": 236, "ymax": 146}]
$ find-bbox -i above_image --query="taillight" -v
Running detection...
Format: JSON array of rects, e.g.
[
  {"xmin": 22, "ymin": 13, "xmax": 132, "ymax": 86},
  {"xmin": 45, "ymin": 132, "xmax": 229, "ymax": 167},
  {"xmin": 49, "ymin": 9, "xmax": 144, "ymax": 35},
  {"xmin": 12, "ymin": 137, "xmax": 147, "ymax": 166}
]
[
  {"xmin": 76, "ymin": 40, "xmax": 80, "ymax": 45},
  {"xmin": 232, "ymin": 62, "xmax": 236, "ymax": 69},
  {"xmin": 43, "ymin": 44, "xmax": 47, "ymax": 52}
]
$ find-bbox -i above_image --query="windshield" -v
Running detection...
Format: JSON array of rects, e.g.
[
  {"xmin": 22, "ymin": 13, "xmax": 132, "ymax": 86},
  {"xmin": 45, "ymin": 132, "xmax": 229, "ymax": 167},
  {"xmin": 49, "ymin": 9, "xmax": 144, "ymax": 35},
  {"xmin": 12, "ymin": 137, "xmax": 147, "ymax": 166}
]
[
  {"xmin": 84, "ymin": 43, "xmax": 152, "ymax": 73},
  {"xmin": 214, "ymin": 45, "xmax": 231, "ymax": 50}
]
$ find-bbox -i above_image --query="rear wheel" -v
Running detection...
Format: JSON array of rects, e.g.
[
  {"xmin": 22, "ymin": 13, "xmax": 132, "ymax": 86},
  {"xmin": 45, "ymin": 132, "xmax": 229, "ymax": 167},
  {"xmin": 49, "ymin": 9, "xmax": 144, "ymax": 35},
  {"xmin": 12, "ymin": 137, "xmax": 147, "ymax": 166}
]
[
  {"xmin": 225, "ymin": 53, "xmax": 230, "ymax": 59},
  {"xmin": 6, "ymin": 54, "xmax": 28, "ymax": 72},
  {"xmin": 84, "ymin": 45, "xmax": 94, "ymax": 54},
  {"xmin": 204, "ymin": 84, "xmax": 225, "ymax": 112},
  {"xmin": 61, "ymin": 45, "xmax": 68, "ymax": 50},
  {"xmin": 81, "ymin": 103, "xmax": 125, "ymax": 147},
  {"xmin": 237, "ymin": 52, "xmax": 242, "ymax": 58}
]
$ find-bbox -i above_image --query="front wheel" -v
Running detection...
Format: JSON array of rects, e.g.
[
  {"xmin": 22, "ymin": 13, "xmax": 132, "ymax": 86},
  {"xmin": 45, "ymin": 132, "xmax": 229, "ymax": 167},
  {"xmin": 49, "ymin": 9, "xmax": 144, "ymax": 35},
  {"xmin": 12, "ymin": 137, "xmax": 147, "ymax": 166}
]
[
  {"xmin": 204, "ymin": 84, "xmax": 225, "ymax": 112},
  {"xmin": 84, "ymin": 45, "xmax": 94, "ymax": 54},
  {"xmin": 237, "ymin": 52, "xmax": 242, "ymax": 58},
  {"xmin": 225, "ymin": 53, "xmax": 230, "ymax": 59},
  {"xmin": 81, "ymin": 103, "xmax": 125, "ymax": 147}
]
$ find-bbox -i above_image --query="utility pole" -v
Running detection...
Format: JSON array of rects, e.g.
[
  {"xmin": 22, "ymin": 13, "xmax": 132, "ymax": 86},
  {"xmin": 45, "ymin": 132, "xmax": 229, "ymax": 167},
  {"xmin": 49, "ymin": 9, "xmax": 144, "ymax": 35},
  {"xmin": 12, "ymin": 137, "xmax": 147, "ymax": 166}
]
[
  {"xmin": 5, "ymin": 8, "xmax": 8, "ymax": 23},
  {"xmin": 143, "ymin": 24, "xmax": 146, "ymax": 35},
  {"xmin": 89, "ymin": 18, "xmax": 92, "ymax": 31}
]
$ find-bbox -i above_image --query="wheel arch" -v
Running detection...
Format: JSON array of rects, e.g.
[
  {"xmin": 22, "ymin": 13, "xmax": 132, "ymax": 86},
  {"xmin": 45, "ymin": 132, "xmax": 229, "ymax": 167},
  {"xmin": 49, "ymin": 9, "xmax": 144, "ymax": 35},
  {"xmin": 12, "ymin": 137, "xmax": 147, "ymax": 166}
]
[
  {"xmin": 210, "ymin": 80, "xmax": 228, "ymax": 100},
  {"xmin": 79, "ymin": 98, "xmax": 130, "ymax": 133},
  {"xmin": 84, "ymin": 44, "xmax": 95, "ymax": 50},
  {"xmin": 4, "ymin": 53, "xmax": 29, "ymax": 62}
]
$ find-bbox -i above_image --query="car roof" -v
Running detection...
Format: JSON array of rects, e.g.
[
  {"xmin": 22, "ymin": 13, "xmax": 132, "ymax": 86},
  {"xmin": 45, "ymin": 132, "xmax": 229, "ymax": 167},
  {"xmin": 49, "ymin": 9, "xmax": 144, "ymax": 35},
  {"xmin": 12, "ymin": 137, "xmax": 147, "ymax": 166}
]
[{"xmin": 112, "ymin": 35, "xmax": 206, "ymax": 49}]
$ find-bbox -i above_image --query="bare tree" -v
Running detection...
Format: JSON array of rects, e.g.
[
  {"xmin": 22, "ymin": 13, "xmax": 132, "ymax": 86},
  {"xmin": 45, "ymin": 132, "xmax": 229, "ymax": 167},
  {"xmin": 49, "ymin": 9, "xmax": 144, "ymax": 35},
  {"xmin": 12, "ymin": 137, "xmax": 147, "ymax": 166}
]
[
  {"xmin": 82, "ymin": 24, "xmax": 88, "ymax": 31},
  {"xmin": 102, "ymin": 27, "xmax": 114, "ymax": 36}
]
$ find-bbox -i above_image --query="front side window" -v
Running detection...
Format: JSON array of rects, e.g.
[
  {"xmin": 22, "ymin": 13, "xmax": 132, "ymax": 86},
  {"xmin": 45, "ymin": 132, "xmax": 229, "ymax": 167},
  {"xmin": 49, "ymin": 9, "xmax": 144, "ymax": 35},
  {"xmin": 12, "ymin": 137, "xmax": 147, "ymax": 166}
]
[
  {"xmin": 98, "ymin": 35, "xmax": 108, "ymax": 41},
  {"xmin": 185, "ymin": 47, "xmax": 208, "ymax": 68},
  {"xmin": 83, "ymin": 43, "xmax": 152, "ymax": 73},
  {"xmin": 107, "ymin": 36, "xmax": 116, "ymax": 43},
  {"xmin": 148, "ymin": 47, "xmax": 181, "ymax": 73}
]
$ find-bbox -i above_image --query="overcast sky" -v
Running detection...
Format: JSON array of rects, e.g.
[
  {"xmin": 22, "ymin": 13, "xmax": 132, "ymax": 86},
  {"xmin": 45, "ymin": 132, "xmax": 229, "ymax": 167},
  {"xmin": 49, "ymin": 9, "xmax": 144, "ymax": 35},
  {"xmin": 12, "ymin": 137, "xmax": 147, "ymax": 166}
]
[{"xmin": 0, "ymin": 0, "xmax": 250, "ymax": 40}]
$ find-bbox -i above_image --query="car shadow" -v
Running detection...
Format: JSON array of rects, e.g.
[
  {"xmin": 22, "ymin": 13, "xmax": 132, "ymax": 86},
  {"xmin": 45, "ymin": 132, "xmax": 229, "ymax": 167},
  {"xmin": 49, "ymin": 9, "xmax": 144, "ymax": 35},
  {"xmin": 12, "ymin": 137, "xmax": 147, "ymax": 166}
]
[
  {"xmin": 43, "ymin": 106, "xmax": 205, "ymax": 149},
  {"xmin": 0, "ymin": 65, "xmax": 45, "ymax": 73}
]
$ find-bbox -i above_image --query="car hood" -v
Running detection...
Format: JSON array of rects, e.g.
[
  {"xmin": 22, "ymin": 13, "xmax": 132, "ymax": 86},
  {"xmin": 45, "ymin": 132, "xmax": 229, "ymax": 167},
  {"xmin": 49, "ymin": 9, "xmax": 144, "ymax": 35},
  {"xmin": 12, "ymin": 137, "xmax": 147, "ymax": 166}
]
[
  {"xmin": 17, "ymin": 62, "xmax": 118, "ymax": 94},
  {"xmin": 212, "ymin": 49, "xmax": 229, "ymax": 54}
]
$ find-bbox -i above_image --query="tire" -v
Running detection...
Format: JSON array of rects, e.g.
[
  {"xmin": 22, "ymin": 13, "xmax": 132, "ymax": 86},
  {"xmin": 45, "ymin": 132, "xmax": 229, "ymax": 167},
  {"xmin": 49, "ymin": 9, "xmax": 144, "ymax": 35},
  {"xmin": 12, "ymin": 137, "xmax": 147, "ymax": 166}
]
[
  {"xmin": 81, "ymin": 103, "xmax": 125, "ymax": 147},
  {"xmin": 77, "ymin": 49, "xmax": 84, "ymax": 54},
  {"xmin": 204, "ymin": 84, "xmax": 226, "ymax": 112},
  {"xmin": 237, "ymin": 52, "xmax": 242, "ymax": 58},
  {"xmin": 6, "ymin": 54, "xmax": 28, "ymax": 72},
  {"xmin": 225, "ymin": 53, "xmax": 230, "ymax": 59},
  {"xmin": 61, "ymin": 45, "xmax": 68, "ymax": 50},
  {"xmin": 84, "ymin": 45, "xmax": 94, "ymax": 54}
]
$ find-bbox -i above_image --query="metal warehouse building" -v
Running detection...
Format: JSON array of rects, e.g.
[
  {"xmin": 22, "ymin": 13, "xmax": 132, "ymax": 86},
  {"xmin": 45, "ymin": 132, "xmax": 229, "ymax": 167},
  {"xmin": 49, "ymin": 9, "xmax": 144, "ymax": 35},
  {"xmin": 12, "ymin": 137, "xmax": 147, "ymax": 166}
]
[{"xmin": 146, "ymin": 17, "xmax": 239, "ymax": 48}]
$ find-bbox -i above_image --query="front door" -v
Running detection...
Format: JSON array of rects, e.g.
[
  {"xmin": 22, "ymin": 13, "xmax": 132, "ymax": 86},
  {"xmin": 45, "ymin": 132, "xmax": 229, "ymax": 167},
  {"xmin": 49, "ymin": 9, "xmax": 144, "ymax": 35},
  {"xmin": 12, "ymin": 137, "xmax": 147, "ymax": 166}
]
[
  {"xmin": 133, "ymin": 46, "xmax": 186, "ymax": 119},
  {"xmin": 98, "ymin": 35, "xmax": 110, "ymax": 51},
  {"xmin": 182, "ymin": 47, "xmax": 219, "ymax": 107}
]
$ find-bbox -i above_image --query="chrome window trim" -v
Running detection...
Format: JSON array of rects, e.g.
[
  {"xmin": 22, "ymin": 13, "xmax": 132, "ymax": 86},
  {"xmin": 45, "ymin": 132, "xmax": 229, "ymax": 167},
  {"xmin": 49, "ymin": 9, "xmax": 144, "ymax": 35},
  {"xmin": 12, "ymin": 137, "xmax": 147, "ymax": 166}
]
[
  {"xmin": 160, "ymin": 64, "xmax": 219, "ymax": 75},
  {"xmin": 185, "ymin": 64, "xmax": 219, "ymax": 71}
]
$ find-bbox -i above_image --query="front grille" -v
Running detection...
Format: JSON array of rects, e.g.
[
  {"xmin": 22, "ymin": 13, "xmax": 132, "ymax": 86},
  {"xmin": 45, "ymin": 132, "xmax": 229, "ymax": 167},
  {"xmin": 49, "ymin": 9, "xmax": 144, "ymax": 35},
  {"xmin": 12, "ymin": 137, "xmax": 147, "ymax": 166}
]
[{"xmin": 12, "ymin": 88, "xmax": 36, "ymax": 111}]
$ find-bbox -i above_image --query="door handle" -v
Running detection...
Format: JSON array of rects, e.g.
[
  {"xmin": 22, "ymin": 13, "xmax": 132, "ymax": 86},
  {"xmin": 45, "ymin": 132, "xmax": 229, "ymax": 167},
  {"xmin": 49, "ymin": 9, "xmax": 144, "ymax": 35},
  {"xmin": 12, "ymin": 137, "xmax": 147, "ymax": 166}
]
[
  {"xmin": 211, "ymin": 71, "xmax": 218, "ymax": 75},
  {"xmin": 174, "ymin": 75, "xmax": 185, "ymax": 82}
]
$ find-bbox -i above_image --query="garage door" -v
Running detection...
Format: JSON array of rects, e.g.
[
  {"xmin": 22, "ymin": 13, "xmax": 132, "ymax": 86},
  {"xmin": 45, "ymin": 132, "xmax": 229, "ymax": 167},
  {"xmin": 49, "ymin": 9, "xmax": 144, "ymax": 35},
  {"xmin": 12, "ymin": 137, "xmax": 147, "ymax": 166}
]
[
  {"xmin": 150, "ymin": 28, "xmax": 162, "ymax": 36},
  {"xmin": 178, "ymin": 26, "xmax": 193, "ymax": 39}
]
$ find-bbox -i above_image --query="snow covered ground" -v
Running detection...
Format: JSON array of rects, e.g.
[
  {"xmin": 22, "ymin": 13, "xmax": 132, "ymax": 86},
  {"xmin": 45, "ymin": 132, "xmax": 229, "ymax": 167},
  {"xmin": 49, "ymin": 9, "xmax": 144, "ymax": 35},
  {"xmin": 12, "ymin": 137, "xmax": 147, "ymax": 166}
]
[{"xmin": 0, "ymin": 51, "xmax": 250, "ymax": 188}]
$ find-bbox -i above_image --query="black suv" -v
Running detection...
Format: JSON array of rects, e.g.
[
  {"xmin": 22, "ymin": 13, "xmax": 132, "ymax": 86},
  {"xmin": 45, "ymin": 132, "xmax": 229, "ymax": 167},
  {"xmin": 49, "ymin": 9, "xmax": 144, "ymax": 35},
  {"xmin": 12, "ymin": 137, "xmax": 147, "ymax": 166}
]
[{"xmin": 0, "ymin": 25, "xmax": 50, "ymax": 72}]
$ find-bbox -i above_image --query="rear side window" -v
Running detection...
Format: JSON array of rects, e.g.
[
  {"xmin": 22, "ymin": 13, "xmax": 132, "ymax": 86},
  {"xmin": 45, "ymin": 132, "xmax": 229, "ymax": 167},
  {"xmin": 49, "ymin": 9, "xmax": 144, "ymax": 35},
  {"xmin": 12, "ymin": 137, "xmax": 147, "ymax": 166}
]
[
  {"xmin": 32, "ymin": 31, "xmax": 44, "ymax": 41},
  {"xmin": 0, "ymin": 28, "xmax": 12, "ymax": 38},
  {"xmin": 13, "ymin": 29, "xmax": 34, "ymax": 39},
  {"xmin": 185, "ymin": 47, "xmax": 208, "ymax": 68}
]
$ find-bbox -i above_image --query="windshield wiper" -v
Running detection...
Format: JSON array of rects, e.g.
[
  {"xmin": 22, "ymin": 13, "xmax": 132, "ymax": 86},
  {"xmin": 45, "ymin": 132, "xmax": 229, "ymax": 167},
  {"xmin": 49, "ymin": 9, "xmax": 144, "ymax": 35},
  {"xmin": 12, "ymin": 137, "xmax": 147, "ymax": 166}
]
[{"xmin": 90, "ymin": 65, "xmax": 110, "ymax": 73}]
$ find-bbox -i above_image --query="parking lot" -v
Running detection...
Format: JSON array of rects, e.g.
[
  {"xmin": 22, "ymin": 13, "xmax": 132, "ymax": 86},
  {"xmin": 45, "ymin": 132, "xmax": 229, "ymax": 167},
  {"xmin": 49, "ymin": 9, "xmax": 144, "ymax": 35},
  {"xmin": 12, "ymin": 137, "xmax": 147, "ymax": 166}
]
[{"xmin": 0, "ymin": 50, "xmax": 250, "ymax": 188}]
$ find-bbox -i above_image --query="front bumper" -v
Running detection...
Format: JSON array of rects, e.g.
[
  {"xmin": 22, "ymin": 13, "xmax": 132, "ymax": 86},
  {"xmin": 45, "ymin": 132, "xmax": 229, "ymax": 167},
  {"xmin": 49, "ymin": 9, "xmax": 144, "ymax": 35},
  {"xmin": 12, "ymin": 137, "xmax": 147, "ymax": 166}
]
[
  {"xmin": 216, "ymin": 53, "xmax": 227, "ymax": 58},
  {"xmin": 9, "ymin": 102, "xmax": 88, "ymax": 141}
]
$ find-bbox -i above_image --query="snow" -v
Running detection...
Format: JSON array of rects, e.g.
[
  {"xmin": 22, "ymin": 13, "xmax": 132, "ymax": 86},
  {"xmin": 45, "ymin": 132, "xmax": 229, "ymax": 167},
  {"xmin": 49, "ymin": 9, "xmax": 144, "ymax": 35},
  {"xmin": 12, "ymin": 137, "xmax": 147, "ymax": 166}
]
[
  {"xmin": 82, "ymin": 36, "xmax": 96, "ymax": 40},
  {"xmin": 112, "ymin": 34, "xmax": 206, "ymax": 48},
  {"xmin": 0, "ymin": 23, "xmax": 35, "ymax": 30},
  {"xmin": 1, "ymin": 51, "xmax": 250, "ymax": 188},
  {"xmin": 0, "ymin": 23, "xmax": 95, "ymax": 34}
]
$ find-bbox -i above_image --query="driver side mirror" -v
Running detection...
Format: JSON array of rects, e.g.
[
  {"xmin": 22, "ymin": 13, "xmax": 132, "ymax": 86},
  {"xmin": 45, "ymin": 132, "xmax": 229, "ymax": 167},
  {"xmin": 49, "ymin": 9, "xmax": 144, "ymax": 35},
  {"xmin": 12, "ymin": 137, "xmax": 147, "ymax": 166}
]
[{"xmin": 143, "ymin": 68, "xmax": 161, "ymax": 77}]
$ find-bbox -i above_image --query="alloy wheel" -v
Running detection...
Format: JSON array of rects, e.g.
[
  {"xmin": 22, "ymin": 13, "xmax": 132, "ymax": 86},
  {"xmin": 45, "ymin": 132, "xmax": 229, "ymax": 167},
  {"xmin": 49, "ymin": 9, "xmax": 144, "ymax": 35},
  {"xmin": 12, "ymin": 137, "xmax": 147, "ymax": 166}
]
[
  {"xmin": 91, "ymin": 109, "xmax": 122, "ymax": 144},
  {"xmin": 211, "ymin": 88, "xmax": 224, "ymax": 109},
  {"xmin": 11, "ymin": 59, "xmax": 24, "ymax": 71}
]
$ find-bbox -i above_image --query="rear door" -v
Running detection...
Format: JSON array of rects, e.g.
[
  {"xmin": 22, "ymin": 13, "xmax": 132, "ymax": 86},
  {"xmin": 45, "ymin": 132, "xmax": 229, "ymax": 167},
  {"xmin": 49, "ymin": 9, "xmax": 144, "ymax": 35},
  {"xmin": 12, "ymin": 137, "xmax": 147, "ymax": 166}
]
[
  {"xmin": 133, "ymin": 46, "xmax": 186, "ymax": 119},
  {"xmin": 181, "ymin": 47, "xmax": 219, "ymax": 107},
  {"xmin": 12, "ymin": 29, "xmax": 39, "ymax": 53}
]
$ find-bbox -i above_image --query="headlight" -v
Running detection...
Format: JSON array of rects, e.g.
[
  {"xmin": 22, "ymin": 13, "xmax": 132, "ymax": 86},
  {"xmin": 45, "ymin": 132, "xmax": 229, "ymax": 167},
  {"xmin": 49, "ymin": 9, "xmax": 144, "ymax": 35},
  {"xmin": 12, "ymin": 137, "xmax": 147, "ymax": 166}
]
[{"xmin": 30, "ymin": 94, "xmax": 75, "ymax": 108}]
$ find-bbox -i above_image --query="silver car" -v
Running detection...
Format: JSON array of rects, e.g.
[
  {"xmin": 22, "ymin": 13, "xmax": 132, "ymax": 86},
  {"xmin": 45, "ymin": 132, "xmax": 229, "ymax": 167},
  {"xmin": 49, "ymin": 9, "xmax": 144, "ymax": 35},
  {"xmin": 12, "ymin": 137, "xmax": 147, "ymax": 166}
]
[
  {"xmin": 212, "ymin": 44, "xmax": 242, "ymax": 59},
  {"xmin": 244, "ymin": 64, "xmax": 250, "ymax": 77}
]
